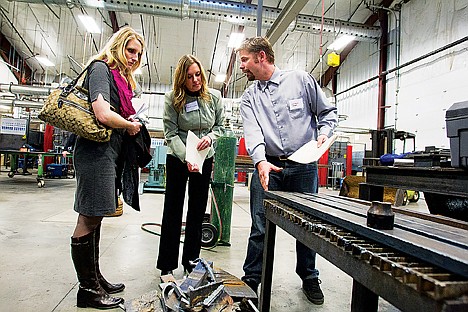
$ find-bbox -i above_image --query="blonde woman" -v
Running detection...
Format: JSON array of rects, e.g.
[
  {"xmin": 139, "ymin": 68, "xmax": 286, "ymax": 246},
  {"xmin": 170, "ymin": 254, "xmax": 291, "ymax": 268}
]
[
  {"xmin": 70, "ymin": 26, "xmax": 144, "ymax": 309},
  {"xmin": 156, "ymin": 54, "xmax": 225, "ymax": 275}
]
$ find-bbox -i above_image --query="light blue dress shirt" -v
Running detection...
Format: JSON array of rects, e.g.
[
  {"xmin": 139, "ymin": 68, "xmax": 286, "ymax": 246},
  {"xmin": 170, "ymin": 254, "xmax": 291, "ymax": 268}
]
[{"xmin": 240, "ymin": 67, "xmax": 338, "ymax": 166}]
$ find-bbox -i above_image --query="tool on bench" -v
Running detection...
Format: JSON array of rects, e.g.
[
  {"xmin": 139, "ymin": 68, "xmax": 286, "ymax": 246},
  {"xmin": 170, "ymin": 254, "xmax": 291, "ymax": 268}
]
[{"xmin": 367, "ymin": 200, "xmax": 395, "ymax": 230}]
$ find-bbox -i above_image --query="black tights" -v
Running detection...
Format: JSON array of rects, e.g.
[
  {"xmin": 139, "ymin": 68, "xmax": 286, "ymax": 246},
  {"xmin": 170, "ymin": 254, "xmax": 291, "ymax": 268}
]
[{"xmin": 72, "ymin": 214, "xmax": 103, "ymax": 238}]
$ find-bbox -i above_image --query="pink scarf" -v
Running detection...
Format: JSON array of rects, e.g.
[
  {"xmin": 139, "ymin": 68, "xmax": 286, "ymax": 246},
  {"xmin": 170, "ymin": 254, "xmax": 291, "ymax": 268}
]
[{"xmin": 111, "ymin": 69, "xmax": 135, "ymax": 119}]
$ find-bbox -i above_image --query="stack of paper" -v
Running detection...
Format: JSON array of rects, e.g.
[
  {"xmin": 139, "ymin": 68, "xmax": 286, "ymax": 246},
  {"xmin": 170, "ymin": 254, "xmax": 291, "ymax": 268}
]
[
  {"xmin": 185, "ymin": 130, "xmax": 210, "ymax": 174},
  {"xmin": 287, "ymin": 134, "xmax": 337, "ymax": 164}
]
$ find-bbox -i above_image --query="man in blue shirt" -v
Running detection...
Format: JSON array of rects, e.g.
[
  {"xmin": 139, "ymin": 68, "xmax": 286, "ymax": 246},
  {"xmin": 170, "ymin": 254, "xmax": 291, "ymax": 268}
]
[{"xmin": 238, "ymin": 36, "xmax": 338, "ymax": 305}]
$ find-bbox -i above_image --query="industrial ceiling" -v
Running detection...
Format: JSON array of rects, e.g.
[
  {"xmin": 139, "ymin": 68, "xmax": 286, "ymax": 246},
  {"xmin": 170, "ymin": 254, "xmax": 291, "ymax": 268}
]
[{"xmin": 0, "ymin": 0, "xmax": 386, "ymax": 94}]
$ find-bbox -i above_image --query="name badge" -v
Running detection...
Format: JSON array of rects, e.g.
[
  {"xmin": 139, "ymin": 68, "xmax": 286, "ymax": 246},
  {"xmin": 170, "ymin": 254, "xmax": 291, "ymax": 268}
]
[
  {"xmin": 289, "ymin": 98, "xmax": 304, "ymax": 111},
  {"xmin": 186, "ymin": 100, "xmax": 199, "ymax": 112}
]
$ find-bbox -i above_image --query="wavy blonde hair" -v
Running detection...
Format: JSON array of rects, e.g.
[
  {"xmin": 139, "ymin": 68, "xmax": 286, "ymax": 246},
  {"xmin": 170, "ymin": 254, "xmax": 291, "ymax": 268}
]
[
  {"xmin": 172, "ymin": 54, "xmax": 211, "ymax": 112},
  {"xmin": 92, "ymin": 26, "xmax": 144, "ymax": 90}
]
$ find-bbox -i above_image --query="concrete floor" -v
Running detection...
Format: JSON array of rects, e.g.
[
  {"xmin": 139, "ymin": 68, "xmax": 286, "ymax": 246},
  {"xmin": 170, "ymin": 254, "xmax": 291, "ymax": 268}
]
[{"xmin": 0, "ymin": 171, "xmax": 430, "ymax": 311}]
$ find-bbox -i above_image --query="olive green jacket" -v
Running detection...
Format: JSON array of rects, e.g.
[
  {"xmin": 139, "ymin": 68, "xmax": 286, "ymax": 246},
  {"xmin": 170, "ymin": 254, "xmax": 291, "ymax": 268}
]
[{"xmin": 163, "ymin": 88, "xmax": 225, "ymax": 162}]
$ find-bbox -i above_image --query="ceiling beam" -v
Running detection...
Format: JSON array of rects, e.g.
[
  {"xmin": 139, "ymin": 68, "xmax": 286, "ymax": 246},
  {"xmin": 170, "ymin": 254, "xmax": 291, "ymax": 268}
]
[
  {"xmin": 109, "ymin": 11, "xmax": 119, "ymax": 33},
  {"xmin": 265, "ymin": 0, "xmax": 309, "ymax": 45}
]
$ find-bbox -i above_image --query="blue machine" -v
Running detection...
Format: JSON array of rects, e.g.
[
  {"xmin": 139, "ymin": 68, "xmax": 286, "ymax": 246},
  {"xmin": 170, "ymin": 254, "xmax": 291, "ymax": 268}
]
[{"xmin": 143, "ymin": 145, "xmax": 167, "ymax": 193}]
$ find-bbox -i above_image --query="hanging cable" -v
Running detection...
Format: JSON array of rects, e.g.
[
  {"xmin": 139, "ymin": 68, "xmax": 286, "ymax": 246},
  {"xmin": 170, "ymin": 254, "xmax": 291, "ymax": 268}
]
[
  {"xmin": 208, "ymin": 23, "xmax": 221, "ymax": 85},
  {"xmin": 319, "ymin": 0, "xmax": 325, "ymax": 85}
]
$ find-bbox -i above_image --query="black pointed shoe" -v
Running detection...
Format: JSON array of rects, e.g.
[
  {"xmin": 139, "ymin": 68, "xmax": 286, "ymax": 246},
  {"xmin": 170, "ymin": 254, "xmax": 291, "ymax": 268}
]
[
  {"xmin": 161, "ymin": 270, "xmax": 173, "ymax": 276},
  {"xmin": 77, "ymin": 287, "xmax": 123, "ymax": 309},
  {"xmin": 98, "ymin": 274, "xmax": 125, "ymax": 294}
]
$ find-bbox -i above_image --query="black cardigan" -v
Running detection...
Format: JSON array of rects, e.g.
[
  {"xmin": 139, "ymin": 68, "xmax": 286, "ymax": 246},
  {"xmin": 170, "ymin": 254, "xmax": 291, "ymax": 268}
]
[{"xmin": 117, "ymin": 123, "xmax": 152, "ymax": 211}]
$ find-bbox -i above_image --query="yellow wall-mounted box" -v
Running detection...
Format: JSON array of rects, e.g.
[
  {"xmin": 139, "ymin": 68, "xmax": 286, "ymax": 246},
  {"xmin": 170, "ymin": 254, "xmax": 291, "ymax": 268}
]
[{"xmin": 327, "ymin": 52, "xmax": 340, "ymax": 67}]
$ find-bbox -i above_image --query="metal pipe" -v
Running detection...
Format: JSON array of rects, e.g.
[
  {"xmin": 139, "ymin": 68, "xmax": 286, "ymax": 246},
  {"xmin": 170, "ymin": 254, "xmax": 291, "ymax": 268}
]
[
  {"xmin": 377, "ymin": 9, "xmax": 388, "ymax": 131},
  {"xmin": 0, "ymin": 83, "xmax": 53, "ymax": 96},
  {"xmin": 336, "ymin": 35, "xmax": 468, "ymax": 96},
  {"xmin": 0, "ymin": 104, "xmax": 13, "ymax": 113},
  {"xmin": 256, "ymin": 0, "xmax": 263, "ymax": 36},
  {"xmin": 18, "ymin": 0, "xmax": 380, "ymax": 40},
  {"xmin": 369, "ymin": 3, "xmax": 403, "ymax": 133},
  {"xmin": 0, "ymin": 98, "xmax": 43, "ymax": 109}
]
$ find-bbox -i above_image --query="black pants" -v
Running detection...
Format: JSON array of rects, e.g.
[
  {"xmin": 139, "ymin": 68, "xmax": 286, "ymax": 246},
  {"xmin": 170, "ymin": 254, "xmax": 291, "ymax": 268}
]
[{"xmin": 157, "ymin": 154, "xmax": 213, "ymax": 271}]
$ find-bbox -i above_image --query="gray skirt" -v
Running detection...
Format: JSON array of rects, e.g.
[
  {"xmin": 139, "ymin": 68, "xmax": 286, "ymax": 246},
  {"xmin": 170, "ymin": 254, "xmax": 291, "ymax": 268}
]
[{"xmin": 73, "ymin": 130, "xmax": 123, "ymax": 216}]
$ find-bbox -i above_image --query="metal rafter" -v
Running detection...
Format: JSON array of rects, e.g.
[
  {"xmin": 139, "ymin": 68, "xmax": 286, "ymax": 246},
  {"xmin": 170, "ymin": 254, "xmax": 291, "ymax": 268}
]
[{"xmin": 265, "ymin": 0, "xmax": 309, "ymax": 45}]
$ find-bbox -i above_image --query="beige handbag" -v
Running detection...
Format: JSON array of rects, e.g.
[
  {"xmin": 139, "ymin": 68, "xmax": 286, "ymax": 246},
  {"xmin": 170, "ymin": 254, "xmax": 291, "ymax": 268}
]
[{"xmin": 38, "ymin": 62, "xmax": 112, "ymax": 142}]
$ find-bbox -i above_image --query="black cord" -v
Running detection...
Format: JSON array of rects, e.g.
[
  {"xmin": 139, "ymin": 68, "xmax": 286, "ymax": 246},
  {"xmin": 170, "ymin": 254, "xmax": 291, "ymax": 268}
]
[
  {"xmin": 140, "ymin": 222, "xmax": 164, "ymax": 237},
  {"xmin": 140, "ymin": 222, "xmax": 218, "ymax": 251}
]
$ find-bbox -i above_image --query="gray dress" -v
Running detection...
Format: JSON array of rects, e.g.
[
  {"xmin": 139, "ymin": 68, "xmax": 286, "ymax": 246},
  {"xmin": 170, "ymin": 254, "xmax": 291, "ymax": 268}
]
[{"xmin": 73, "ymin": 61, "xmax": 123, "ymax": 216}]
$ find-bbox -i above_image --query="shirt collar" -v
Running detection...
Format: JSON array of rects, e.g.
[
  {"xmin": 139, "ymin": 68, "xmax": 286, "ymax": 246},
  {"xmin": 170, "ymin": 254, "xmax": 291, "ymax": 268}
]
[
  {"xmin": 268, "ymin": 67, "xmax": 281, "ymax": 86},
  {"xmin": 256, "ymin": 66, "xmax": 280, "ymax": 91}
]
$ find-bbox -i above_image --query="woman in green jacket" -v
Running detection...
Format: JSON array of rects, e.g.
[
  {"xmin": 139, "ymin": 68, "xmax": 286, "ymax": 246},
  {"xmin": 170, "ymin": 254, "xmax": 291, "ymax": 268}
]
[{"xmin": 156, "ymin": 54, "xmax": 225, "ymax": 275}]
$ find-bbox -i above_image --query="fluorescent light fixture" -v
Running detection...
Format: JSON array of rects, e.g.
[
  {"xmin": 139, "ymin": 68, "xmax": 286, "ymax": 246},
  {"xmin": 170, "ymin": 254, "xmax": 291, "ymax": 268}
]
[
  {"xmin": 215, "ymin": 73, "xmax": 226, "ymax": 83},
  {"xmin": 328, "ymin": 35, "xmax": 355, "ymax": 51},
  {"xmin": 84, "ymin": 0, "xmax": 105, "ymax": 8},
  {"xmin": 227, "ymin": 32, "xmax": 245, "ymax": 48},
  {"xmin": 35, "ymin": 56, "xmax": 54, "ymax": 67},
  {"xmin": 134, "ymin": 67, "xmax": 142, "ymax": 75},
  {"xmin": 78, "ymin": 15, "xmax": 101, "ymax": 34}
]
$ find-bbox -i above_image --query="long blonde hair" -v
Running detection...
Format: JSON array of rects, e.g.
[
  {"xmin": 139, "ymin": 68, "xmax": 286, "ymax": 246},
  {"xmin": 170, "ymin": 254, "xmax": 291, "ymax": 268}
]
[
  {"xmin": 173, "ymin": 54, "xmax": 210, "ymax": 112},
  {"xmin": 92, "ymin": 26, "xmax": 144, "ymax": 90}
]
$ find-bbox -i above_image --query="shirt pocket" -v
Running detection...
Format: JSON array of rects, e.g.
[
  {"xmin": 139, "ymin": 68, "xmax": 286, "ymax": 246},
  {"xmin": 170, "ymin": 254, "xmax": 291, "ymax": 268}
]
[{"xmin": 287, "ymin": 96, "xmax": 305, "ymax": 119}]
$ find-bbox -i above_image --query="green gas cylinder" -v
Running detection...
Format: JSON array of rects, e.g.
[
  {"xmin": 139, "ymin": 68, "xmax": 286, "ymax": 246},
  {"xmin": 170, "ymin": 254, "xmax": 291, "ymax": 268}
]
[{"xmin": 210, "ymin": 134, "xmax": 236, "ymax": 245}]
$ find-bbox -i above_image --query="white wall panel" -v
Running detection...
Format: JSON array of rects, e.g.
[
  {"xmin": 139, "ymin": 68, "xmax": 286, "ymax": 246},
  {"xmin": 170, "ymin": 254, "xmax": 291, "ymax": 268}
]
[
  {"xmin": 335, "ymin": 41, "xmax": 379, "ymax": 130},
  {"xmin": 393, "ymin": 0, "xmax": 468, "ymax": 151},
  {"xmin": 0, "ymin": 62, "xmax": 19, "ymax": 84},
  {"xmin": 335, "ymin": 0, "xmax": 468, "ymax": 152},
  {"xmin": 134, "ymin": 84, "xmax": 172, "ymax": 131}
]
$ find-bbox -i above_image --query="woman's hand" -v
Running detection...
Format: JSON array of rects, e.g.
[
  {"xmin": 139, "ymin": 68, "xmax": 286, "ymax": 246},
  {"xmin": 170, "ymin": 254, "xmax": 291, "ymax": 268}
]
[
  {"xmin": 127, "ymin": 121, "xmax": 142, "ymax": 136},
  {"xmin": 197, "ymin": 136, "xmax": 212, "ymax": 151},
  {"xmin": 187, "ymin": 161, "xmax": 200, "ymax": 173}
]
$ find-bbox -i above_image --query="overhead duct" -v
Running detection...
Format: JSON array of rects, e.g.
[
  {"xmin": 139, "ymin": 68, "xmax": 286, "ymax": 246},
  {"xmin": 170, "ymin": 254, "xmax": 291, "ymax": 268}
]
[
  {"xmin": 0, "ymin": 83, "xmax": 53, "ymax": 96},
  {"xmin": 0, "ymin": 98, "xmax": 44, "ymax": 109},
  {"xmin": 0, "ymin": 104, "xmax": 13, "ymax": 114},
  {"xmin": 18, "ymin": 0, "xmax": 380, "ymax": 40}
]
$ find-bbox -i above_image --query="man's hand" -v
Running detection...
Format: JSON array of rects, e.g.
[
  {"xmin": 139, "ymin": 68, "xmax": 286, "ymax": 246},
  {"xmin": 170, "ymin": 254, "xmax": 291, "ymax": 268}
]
[
  {"xmin": 257, "ymin": 160, "xmax": 283, "ymax": 191},
  {"xmin": 317, "ymin": 134, "xmax": 328, "ymax": 148}
]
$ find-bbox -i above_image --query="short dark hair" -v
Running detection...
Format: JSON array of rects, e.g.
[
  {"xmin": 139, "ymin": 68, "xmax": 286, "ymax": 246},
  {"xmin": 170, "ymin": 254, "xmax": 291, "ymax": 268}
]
[{"xmin": 237, "ymin": 37, "xmax": 275, "ymax": 63}]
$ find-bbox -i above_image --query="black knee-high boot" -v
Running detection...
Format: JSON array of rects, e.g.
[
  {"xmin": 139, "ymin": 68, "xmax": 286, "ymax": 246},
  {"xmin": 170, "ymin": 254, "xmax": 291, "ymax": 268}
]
[
  {"xmin": 71, "ymin": 231, "xmax": 123, "ymax": 309},
  {"xmin": 94, "ymin": 225, "xmax": 125, "ymax": 294}
]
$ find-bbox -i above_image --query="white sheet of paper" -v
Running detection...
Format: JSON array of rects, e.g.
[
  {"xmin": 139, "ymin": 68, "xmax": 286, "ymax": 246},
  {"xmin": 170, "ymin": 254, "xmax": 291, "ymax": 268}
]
[
  {"xmin": 287, "ymin": 134, "xmax": 337, "ymax": 164},
  {"xmin": 185, "ymin": 130, "xmax": 210, "ymax": 174},
  {"xmin": 133, "ymin": 102, "xmax": 148, "ymax": 119}
]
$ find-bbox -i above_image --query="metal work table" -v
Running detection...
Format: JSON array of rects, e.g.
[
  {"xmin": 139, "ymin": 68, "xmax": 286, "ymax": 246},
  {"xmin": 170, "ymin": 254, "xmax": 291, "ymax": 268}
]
[
  {"xmin": 235, "ymin": 155, "xmax": 255, "ymax": 173},
  {"xmin": 364, "ymin": 165, "xmax": 468, "ymax": 198},
  {"xmin": 0, "ymin": 149, "xmax": 72, "ymax": 187},
  {"xmin": 260, "ymin": 191, "xmax": 468, "ymax": 312}
]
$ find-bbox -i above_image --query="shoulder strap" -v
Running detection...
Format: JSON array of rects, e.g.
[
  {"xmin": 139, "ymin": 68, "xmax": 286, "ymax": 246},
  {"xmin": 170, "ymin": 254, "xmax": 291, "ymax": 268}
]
[{"xmin": 63, "ymin": 60, "xmax": 105, "ymax": 95}]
